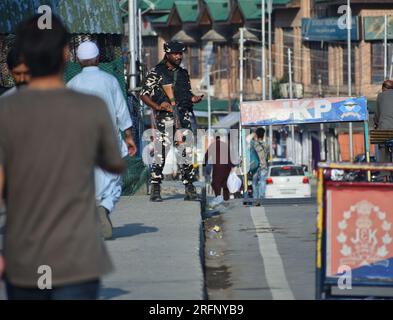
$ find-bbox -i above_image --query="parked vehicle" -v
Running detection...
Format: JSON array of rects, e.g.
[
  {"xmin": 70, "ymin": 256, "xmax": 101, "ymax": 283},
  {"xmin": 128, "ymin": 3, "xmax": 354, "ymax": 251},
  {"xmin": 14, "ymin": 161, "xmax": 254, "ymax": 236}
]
[
  {"xmin": 352, "ymin": 154, "xmax": 384, "ymax": 182},
  {"xmin": 324, "ymin": 154, "xmax": 384, "ymax": 182},
  {"xmin": 268, "ymin": 158, "xmax": 294, "ymax": 166},
  {"xmin": 265, "ymin": 165, "xmax": 311, "ymax": 199}
]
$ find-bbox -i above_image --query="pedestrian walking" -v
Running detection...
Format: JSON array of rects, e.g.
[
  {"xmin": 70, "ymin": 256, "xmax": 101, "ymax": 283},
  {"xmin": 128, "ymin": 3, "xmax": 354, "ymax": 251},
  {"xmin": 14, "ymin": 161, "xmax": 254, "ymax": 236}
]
[
  {"xmin": 67, "ymin": 41, "xmax": 137, "ymax": 240},
  {"xmin": 205, "ymin": 129, "xmax": 234, "ymax": 203},
  {"xmin": 250, "ymin": 128, "xmax": 270, "ymax": 204},
  {"xmin": 374, "ymin": 79, "xmax": 393, "ymax": 130},
  {"xmin": 140, "ymin": 41, "xmax": 203, "ymax": 202},
  {"xmin": 374, "ymin": 79, "xmax": 393, "ymax": 162},
  {"xmin": 1, "ymin": 46, "xmax": 30, "ymax": 97},
  {"xmin": 0, "ymin": 15, "xmax": 125, "ymax": 300}
]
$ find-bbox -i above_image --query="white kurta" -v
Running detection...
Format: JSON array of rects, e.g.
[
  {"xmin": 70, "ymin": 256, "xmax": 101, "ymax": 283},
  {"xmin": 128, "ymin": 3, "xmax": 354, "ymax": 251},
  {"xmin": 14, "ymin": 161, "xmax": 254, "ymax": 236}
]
[
  {"xmin": 0, "ymin": 86, "xmax": 17, "ymax": 98},
  {"xmin": 67, "ymin": 66, "xmax": 132, "ymax": 213}
]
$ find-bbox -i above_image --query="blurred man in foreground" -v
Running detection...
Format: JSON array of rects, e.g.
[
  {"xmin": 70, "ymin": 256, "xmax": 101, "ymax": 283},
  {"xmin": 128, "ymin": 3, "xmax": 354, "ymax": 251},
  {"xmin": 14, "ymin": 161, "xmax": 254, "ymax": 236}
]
[{"xmin": 0, "ymin": 15, "xmax": 124, "ymax": 300}]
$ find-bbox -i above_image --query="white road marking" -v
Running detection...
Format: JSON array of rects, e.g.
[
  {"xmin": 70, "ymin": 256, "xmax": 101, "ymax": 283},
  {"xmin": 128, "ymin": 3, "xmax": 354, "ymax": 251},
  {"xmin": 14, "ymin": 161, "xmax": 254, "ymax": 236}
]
[{"xmin": 250, "ymin": 206, "xmax": 295, "ymax": 300}]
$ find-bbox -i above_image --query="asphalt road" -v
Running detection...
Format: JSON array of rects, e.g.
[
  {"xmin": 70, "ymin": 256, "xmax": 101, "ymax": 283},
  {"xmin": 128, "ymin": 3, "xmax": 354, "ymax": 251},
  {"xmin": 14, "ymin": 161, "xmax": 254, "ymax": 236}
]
[{"xmin": 205, "ymin": 197, "xmax": 318, "ymax": 300}]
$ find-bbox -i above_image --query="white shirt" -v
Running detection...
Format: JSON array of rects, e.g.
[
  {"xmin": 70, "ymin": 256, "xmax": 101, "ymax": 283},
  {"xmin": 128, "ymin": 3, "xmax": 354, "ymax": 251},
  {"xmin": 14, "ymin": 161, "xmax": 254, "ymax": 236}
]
[
  {"xmin": 67, "ymin": 66, "xmax": 132, "ymax": 157},
  {"xmin": 1, "ymin": 87, "xmax": 17, "ymax": 98}
]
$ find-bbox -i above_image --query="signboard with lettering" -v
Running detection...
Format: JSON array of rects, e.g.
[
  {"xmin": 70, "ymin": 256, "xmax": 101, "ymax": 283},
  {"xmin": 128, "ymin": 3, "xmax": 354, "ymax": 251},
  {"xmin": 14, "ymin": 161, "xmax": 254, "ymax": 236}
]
[
  {"xmin": 325, "ymin": 183, "xmax": 393, "ymax": 281},
  {"xmin": 240, "ymin": 97, "xmax": 368, "ymax": 126},
  {"xmin": 364, "ymin": 16, "xmax": 393, "ymax": 41},
  {"xmin": 302, "ymin": 17, "xmax": 359, "ymax": 42}
]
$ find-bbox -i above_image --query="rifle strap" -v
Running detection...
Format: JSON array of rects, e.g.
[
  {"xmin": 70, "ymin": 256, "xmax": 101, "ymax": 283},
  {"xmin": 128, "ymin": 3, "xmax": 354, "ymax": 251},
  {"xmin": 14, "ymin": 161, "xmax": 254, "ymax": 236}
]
[
  {"xmin": 173, "ymin": 68, "xmax": 178, "ymax": 88},
  {"xmin": 172, "ymin": 69, "xmax": 180, "ymax": 129}
]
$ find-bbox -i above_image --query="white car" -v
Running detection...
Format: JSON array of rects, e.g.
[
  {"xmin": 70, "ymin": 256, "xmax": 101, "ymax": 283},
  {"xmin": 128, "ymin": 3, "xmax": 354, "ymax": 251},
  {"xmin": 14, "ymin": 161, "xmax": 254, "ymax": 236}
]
[
  {"xmin": 268, "ymin": 158, "xmax": 294, "ymax": 166},
  {"xmin": 265, "ymin": 165, "xmax": 311, "ymax": 199}
]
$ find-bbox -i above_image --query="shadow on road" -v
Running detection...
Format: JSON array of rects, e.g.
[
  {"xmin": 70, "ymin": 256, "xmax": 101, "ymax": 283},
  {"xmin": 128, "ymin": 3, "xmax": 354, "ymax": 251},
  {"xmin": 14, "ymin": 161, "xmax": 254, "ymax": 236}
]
[
  {"xmin": 260, "ymin": 197, "xmax": 317, "ymax": 206},
  {"xmin": 160, "ymin": 194, "xmax": 186, "ymax": 201},
  {"xmin": 100, "ymin": 287, "xmax": 130, "ymax": 300},
  {"xmin": 112, "ymin": 223, "xmax": 158, "ymax": 239}
]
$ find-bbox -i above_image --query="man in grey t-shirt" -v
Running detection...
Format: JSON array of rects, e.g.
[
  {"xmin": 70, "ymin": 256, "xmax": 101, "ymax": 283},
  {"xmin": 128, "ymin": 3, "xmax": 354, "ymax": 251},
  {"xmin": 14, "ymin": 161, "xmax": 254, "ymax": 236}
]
[
  {"xmin": 375, "ymin": 80, "xmax": 393, "ymax": 162},
  {"xmin": 0, "ymin": 15, "xmax": 125, "ymax": 300}
]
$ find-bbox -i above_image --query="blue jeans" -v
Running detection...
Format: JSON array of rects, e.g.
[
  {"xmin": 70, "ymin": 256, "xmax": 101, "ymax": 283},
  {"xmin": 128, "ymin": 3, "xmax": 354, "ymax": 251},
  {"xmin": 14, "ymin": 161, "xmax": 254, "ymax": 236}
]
[
  {"xmin": 252, "ymin": 168, "xmax": 267, "ymax": 199},
  {"xmin": 6, "ymin": 278, "xmax": 100, "ymax": 300}
]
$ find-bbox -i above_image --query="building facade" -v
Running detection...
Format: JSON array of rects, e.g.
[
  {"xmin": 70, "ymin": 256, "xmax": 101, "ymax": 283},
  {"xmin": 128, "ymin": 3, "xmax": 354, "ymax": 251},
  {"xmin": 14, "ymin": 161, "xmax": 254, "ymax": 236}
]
[
  {"xmin": 136, "ymin": 0, "xmax": 386, "ymax": 164},
  {"xmin": 139, "ymin": 0, "xmax": 393, "ymax": 101}
]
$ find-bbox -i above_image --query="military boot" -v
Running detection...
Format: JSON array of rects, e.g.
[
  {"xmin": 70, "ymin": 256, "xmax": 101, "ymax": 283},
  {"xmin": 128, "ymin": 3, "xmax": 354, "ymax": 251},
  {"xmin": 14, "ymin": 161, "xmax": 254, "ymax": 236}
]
[
  {"xmin": 184, "ymin": 183, "xmax": 199, "ymax": 201},
  {"xmin": 150, "ymin": 184, "xmax": 163, "ymax": 202}
]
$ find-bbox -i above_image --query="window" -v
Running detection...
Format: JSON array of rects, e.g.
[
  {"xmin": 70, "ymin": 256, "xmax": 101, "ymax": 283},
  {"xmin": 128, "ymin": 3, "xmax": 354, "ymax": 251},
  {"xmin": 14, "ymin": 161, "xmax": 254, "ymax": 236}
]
[
  {"xmin": 217, "ymin": 44, "xmax": 230, "ymax": 77},
  {"xmin": 270, "ymin": 166, "xmax": 304, "ymax": 177},
  {"xmin": 371, "ymin": 42, "xmax": 393, "ymax": 84},
  {"xmin": 187, "ymin": 46, "xmax": 200, "ymax": 78},
  {"xmin": 142, "ymin": 36, "xmax": 158, "ymax": 71},
  {"xmin": 247, "ymin": 44, "xmax": 261, "ymax": 81},
  {"xmin": 283, "ymin": 28, "xmax": 294, "ymax": 80},
  {"xmin": 310, "ymin": 42, "xmax": 329, "ymax": 85}
]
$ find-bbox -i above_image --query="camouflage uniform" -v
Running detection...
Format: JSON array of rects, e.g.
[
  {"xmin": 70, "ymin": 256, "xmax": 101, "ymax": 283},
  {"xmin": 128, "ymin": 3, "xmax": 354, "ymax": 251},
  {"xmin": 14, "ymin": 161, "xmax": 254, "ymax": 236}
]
[{"xmin": 141, "ymin": 60, "xmax": 196, "ymax": 185}]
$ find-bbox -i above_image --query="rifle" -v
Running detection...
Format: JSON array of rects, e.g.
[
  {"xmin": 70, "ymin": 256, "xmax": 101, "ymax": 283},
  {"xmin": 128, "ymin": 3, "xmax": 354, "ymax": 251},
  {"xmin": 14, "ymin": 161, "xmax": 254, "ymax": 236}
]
[{"xmin": 161, "ymin": 82, "xmax": 183, "ymax": 144}]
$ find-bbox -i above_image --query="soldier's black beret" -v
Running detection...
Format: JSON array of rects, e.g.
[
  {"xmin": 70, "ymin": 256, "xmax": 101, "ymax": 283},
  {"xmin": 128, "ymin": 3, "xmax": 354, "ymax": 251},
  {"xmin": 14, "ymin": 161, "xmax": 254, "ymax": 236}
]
[{"xmin": 163, "ymin": 41, "xmax": 187, "ymax": 53}]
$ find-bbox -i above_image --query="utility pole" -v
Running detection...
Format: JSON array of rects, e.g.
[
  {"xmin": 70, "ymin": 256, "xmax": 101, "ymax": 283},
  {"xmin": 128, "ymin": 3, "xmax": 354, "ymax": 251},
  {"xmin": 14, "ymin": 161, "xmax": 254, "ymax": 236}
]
[
  {"xmin": 239, "ymin": 28, "xmax": 244, "ymax": 154},
  {"xmin": 384, "ymin": 15, "xmax": 388, "ymax": 79},
  {"xmin": 318, "ymin": 74, "xmax": 325, "ymax": 161},
  {"xmin": 288, "ymin": 48, "xmax": 295, "ymax": 163},
  {"xmin": 268, "ymin": 0, "xmax": 273, "ymax": 159},
  {"xmin": 138, "ymin": 8, "xmax": 143, "ymax": 65},
  {"xmin": 268, "ymin": 0, "xmax": 273, "ymax": 100},
  {"xmin": 347, "ymin": 0, "xmax": 353, "ymax": 161},
  {"xmin": 261, "ymin": 0, "xmax": 266, "ymax": 100},
  {"xmin": 207, "ymin": 64, "xmax": 212, "ymax": 139},
  {"xmin": 128, "ymin": 0, "xmax": 137, "ymax": 91},
  {"xmin": 239, "ymin": 28, "xmax": 248, "ymax": 195},
  {"xmin": 390, "ymin": 53, "xmax": 393, "ymax": 79},
  {"xmin": 240, "ymin": 28, "xmax": 244, "ymax": 109}
]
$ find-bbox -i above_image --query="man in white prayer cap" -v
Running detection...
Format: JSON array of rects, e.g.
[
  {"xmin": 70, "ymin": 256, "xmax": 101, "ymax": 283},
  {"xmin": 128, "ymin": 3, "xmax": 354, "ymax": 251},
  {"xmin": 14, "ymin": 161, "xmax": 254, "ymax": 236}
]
[{"xmin": 67, "ymin": 41, "xmax": 137, "ymax": 240}]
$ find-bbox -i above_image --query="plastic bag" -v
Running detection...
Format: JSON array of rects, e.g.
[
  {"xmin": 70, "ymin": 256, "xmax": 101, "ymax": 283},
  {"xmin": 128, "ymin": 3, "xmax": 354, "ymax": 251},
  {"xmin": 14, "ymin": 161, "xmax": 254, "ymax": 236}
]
[
  {"xmin": 227, "ymin": 170, "xmax": 242, "ymax": 194},
  {"xmin": 209, "ymin": 195, "xmax": 224, "ymax": 209}
]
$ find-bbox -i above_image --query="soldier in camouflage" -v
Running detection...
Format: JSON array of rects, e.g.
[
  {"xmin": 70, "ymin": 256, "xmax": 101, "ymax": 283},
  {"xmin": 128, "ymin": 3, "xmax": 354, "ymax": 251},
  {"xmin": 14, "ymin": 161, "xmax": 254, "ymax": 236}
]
[{"xmin": 140, "ymin": 41, "xmax": 203, "ymax": 202}]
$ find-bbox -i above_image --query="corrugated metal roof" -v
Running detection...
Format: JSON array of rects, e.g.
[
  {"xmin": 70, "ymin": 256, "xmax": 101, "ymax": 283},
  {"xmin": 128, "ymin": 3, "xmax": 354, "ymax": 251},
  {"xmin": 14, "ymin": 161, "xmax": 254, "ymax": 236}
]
[
  {"xmin": 150, "ymin": 13, "xmax": 169, "ymax": 24},
  {"xmin": 205, "ymin": 0, "xmax": 230, "ymax": 22},
  {"xmin": 0, "ymin": 0, "xmax": 123, "ymax": 34},
  {"xmin": 135, "ymin": 0, "xmax": 175, "ymax": 12},
  {"xmin": 0, "ymin": 1, "xmax": 51, "ymax": 34},
  {"xmin": 140, "ymin": 0, "xmax": 294, "ymax": 26},
  {"xmin": 273, "ymin": 0, "xmax": 293, "ymax": 4},
  {"xmin": 137, "ymin": 0, "xmax": 155, "ymax": 11},
  {"xmin": 154, "ymin": 0, "xmax": 176, "ymax": 11},
  {"xmin": 58, "ymin": 0, "xmax": 123, "ymax": 34},
  {"xmin": 135, "ymin": 0, "xmax": 179, "ymax": 12},
  {"xmin": 238, "ymin": 0, "xmax": 293, "ymax": 21},
  {"xmin": 238, "ymin": 0, "xmax": 261, "ymax": 21},
  {"xmin": 174, "ymin": 0, "xmax": 199, "ymax": 23}
]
